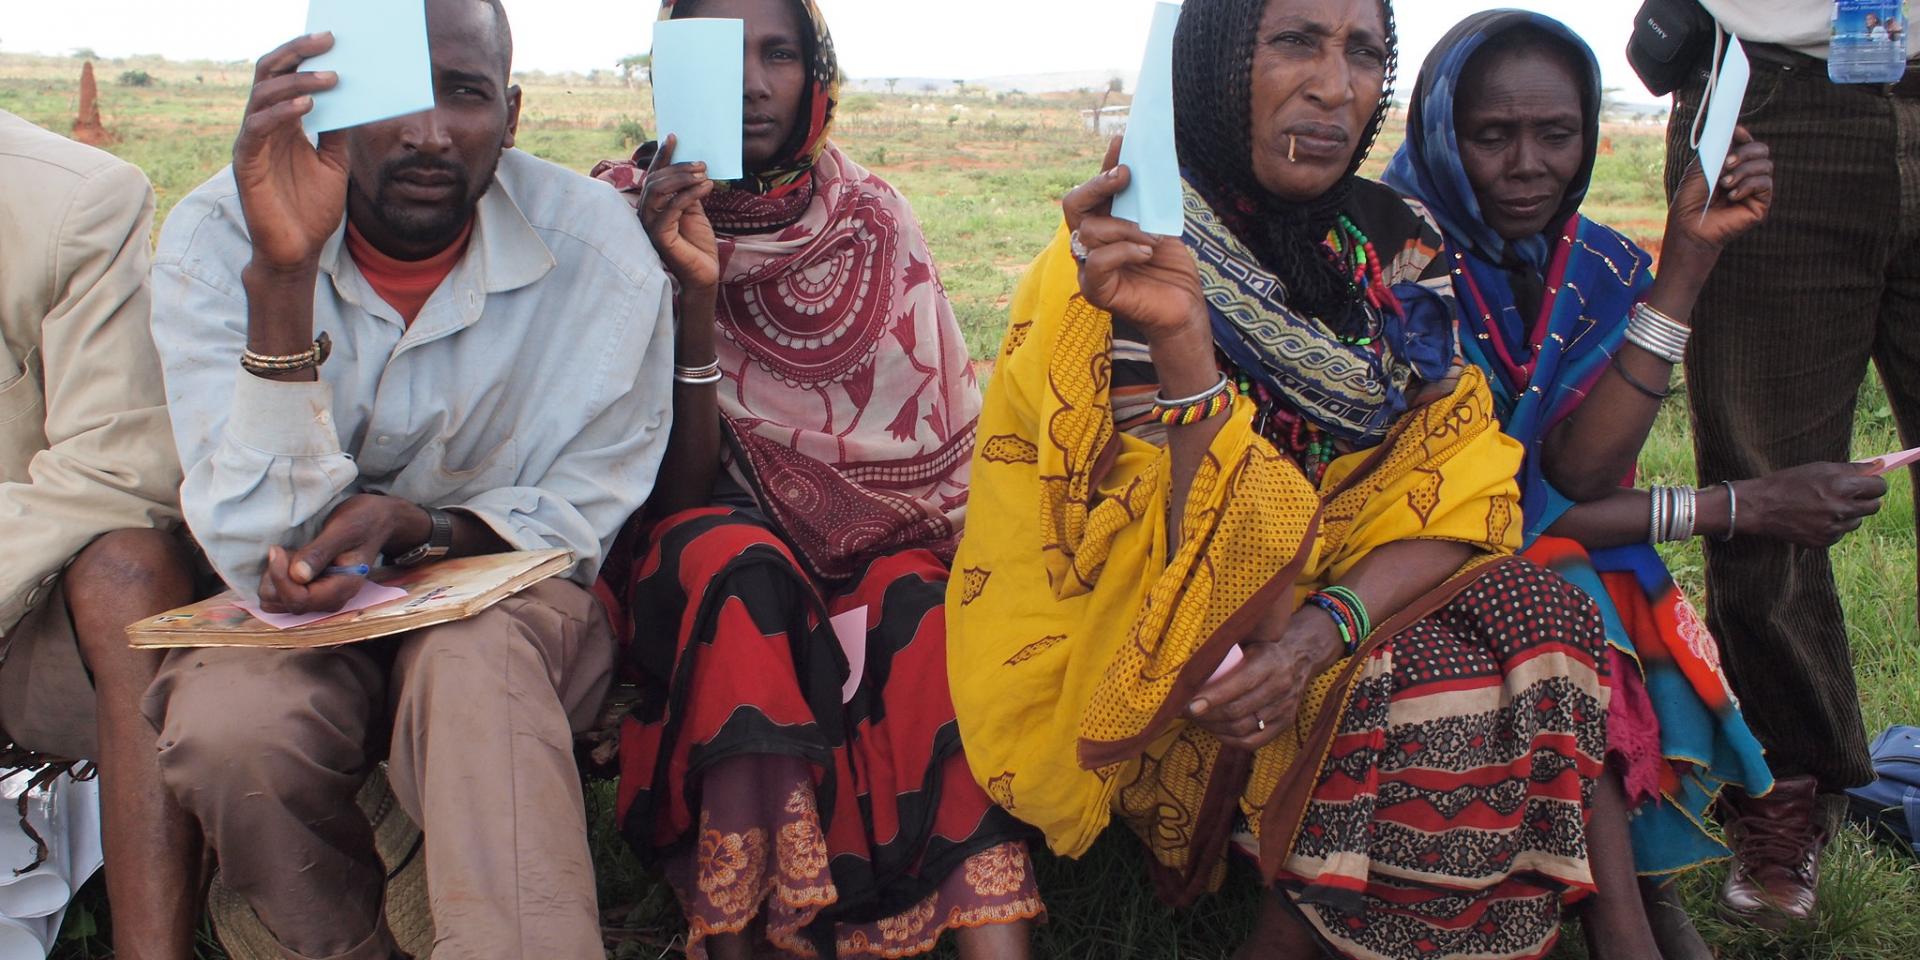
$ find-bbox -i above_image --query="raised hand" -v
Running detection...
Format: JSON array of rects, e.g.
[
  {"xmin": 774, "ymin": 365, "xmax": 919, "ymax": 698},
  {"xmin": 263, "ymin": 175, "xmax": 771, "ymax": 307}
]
[
  {"xmin": 234, "ymin": 33, "xmax": 351, "ymax": 274},
  {"xmin": 1666, "ymin": 125, "xmax": 1774, "ymax": 256},
  {"xmin": 1062, "ymin": 138, "xmax": 1206, "ymax": 345},
  {"xmin": 640, "ymin": 134, "xmax": 720, "ymax": 292}
]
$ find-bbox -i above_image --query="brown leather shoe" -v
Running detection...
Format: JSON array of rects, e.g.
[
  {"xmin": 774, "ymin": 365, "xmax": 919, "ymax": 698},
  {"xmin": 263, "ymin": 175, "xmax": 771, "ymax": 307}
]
[{"xmin": 1718, "ymin": 777, "xmax": 1829, "ymax": 931}]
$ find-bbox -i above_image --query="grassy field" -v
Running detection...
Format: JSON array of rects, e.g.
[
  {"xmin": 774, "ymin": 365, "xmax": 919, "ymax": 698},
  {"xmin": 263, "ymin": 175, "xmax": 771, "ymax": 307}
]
[{"xmin": 4, "ymin": 52, "xmax": 1916, "ymax": 959}]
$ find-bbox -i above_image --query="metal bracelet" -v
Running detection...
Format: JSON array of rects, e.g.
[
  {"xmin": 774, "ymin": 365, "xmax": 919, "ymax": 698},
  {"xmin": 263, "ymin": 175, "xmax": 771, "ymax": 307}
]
[
  {"xmin": 241, "ymin": 332, "xmax": 332, "ymax": 375},
  {"xmin": 1675, "ymin": 485, "xmax": 1698, "ymax": 541},
  {"xmin": 1625, "ymin": 303, "xmax": 1690, "ymax": 364},
  {"xmin": 1718, "ymin": 480, "xmax": 1738, "ymax": 542},
  {"xmin": 1610, "ymin": 353, "xmax": 1673, "ymax": 400},
  {"xmin": 1650, "ymin": 485, "xmax": 1699, "ymax": 543},
  {"xmin": 1153, "ymin": 372, "xmax": 1231, "ymax": 408},
  {"xmin": 1649, "ymin": 485, "xmax": 1666, "ymax": 545},
  {"xmin": 674, "ymin": 359, "xmax": 723, "ymax": 385}
]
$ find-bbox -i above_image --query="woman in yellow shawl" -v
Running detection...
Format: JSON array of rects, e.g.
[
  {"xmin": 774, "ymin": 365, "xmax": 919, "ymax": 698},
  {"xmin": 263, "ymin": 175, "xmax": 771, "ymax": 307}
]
[{"xmin": 949, "ymin": 0, "xmax": 1646, "ymax": 957}]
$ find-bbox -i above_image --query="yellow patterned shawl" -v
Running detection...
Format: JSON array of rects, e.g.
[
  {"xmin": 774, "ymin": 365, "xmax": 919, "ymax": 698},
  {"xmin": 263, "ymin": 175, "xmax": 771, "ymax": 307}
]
[{"xmin": 947, "ymin": 227, "xmax": 1525, "ymax": 896}]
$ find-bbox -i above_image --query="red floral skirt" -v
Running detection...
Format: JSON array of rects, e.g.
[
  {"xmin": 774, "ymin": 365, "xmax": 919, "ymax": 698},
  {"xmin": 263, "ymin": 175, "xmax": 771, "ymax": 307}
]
[{"xmin": 614, "ymin": 508, "xmax": 1042, "ymax": 958}]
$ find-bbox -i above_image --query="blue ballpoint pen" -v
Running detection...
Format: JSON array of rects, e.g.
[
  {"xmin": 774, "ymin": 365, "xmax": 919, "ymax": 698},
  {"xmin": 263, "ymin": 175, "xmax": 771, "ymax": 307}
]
[{"xmin": 323, "ymin": 564, "xmax": 373, "ymax": 577}]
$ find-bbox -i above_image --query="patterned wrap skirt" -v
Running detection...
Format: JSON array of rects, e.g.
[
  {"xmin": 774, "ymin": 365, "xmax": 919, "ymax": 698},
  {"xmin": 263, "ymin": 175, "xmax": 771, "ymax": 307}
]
[
  {"xmin": 614, "ymin": 507, "xmax": 1043, "ymax": 958},
  {"xmin": 1230, "ymin": 558, "xmax": 1612, "ymax": 960}
]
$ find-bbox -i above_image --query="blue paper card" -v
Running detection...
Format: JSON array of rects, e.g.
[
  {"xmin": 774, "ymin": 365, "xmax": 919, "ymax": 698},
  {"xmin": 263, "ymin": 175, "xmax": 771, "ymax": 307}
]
[
  {"xmin": 1113, "ymin": 2, "xmax": 1184, "ymax": 237},
  {"xmin": 652, "ymin": 19, "xmax": 745, "ymax": 181},
  {"xmin": 300, "ymin": 0, "xmax": 435, "ymax": 135}
]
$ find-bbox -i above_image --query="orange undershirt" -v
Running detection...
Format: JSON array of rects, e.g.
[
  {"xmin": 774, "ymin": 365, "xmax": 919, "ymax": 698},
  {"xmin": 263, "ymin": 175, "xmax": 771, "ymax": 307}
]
[{"xmin": 345, "ymin": 220, "xmax": 474, "ymax": 326}]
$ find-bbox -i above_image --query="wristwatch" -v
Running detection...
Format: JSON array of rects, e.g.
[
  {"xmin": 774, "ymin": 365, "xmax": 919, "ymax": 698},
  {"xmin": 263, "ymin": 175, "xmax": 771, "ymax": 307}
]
[{"xmin": 392, "ymin": 507, "xmax": 454, "ymax": 568}]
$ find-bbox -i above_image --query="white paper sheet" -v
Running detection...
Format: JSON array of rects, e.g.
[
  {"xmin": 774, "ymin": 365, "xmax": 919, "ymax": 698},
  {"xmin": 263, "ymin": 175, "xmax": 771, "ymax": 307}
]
[
  {"xmin": 1696, "ymin": 36, "xmax": 1752, "ymax": 216},
  {"xmin": 0, "ymin": 772, "xmax": 103, "ymax": 959}
]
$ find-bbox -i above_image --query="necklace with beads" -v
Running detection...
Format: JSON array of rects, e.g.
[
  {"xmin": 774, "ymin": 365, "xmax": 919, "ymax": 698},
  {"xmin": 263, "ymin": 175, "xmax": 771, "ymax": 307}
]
[
  {"xmin": 1327, "ymin": 214, "xmax": 1403, "ymax": 322},
  {"xmin": 1230, "ymin": 370, "xmax": 1342, "ymax": 484},
  {"xmin": 1212, "ymin": 215, "xmax": 1403, "ymax": 485}
]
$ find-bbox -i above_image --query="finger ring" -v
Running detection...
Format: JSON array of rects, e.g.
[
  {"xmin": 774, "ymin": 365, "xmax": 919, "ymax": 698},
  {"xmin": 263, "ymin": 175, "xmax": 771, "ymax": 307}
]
[
  {"xmin": 1069, "ymin": 229, "xmax": 1089, "ymax": 264},
  {"xmin": 1255, "ymin": 717, "xmax": 1267, "ymax": 732}
]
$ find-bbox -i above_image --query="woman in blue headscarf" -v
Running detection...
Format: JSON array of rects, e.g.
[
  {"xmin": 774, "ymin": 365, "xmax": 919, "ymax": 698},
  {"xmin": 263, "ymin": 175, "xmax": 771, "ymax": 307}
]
[{"xmin": 1384, "ymin": 10, "xmax": 1890, "ymax": 956}]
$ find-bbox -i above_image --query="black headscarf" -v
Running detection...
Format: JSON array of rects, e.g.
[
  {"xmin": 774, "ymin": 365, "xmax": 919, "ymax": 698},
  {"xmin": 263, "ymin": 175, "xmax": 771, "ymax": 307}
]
[{"xmin": 1171, "ymin": 0, "xmax": 1399, "ymax": 331}]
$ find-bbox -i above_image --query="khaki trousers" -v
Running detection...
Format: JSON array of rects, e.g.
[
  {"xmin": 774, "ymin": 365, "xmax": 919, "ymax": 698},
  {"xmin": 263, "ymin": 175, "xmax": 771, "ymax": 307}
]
[
  {"xmin": 143, "ymin": 580, "xmax": 614, "ymax": 960},
  {"xmin": 0, "ymin": 583, "xmax": 99, "ymax": 761}
]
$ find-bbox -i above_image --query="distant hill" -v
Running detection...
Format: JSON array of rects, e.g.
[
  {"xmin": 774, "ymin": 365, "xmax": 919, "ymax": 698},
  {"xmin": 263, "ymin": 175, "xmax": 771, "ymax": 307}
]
[{"xmin": 846, "ymin": 70, "xmax": 1140, "ymax": 95}]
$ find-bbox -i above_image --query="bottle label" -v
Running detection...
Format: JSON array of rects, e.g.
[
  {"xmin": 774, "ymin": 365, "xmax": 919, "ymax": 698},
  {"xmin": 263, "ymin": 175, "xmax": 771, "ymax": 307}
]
[{"xmin": 1831, "ymin": 0, "xmax": 1910, "ymax": 83}]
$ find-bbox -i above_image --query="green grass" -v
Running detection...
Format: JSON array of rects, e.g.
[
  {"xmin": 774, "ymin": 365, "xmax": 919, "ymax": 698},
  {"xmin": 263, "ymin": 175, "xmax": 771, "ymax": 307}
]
[{"xmin": 4, "ymin": 51, "xmax": 1917, "ymax": 959}]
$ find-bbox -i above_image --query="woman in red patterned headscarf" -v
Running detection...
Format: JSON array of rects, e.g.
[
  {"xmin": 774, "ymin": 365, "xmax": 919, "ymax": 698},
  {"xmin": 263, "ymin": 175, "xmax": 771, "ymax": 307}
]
[{"xmin": 591, "ymin": 2, "xmax": 1040, "ymax": 957}]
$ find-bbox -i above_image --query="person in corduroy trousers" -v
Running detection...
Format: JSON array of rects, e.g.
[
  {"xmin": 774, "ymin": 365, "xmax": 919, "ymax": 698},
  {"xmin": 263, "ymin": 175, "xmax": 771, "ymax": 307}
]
[{"xmin": 1663, "ymin": 24, "xmax": 1913, "ymax": 932}]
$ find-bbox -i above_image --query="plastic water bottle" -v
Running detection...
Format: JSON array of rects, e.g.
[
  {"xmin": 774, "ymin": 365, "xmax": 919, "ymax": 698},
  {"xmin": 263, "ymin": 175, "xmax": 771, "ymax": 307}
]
[{"xmin": 1831, "ymin": 0, "xmax": 1909, "ymax": 84}]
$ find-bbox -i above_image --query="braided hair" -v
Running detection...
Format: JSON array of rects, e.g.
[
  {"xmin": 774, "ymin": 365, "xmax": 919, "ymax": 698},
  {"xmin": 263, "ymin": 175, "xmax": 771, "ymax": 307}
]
[{"xmin": 1172, "ymin": 0, "xmax": 1399, "ymax": 331}]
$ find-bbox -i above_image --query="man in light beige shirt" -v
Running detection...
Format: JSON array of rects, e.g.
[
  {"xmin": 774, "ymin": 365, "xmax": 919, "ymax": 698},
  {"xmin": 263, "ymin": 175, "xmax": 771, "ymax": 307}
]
[{"xmin": 0, "ymin": 109, "xmax": 202, "ymax": 958}]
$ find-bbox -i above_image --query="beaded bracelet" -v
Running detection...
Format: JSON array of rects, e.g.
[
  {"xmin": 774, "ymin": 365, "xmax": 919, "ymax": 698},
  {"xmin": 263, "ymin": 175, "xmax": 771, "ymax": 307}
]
[
  {"xmin": 1318, "ymin": 584, "xmax": 1371, "ymax": 640},
  {"xmin": 1307, "ymin": 593, "xmax": 1356, "ymax": 655},
  {"xmin": 1307, "ymin": 585, "xmax": 1371, "ymax": 656},
  {"xmin": 1152, "ymin": 374, "xmax": 1236, "ymax": 427}
]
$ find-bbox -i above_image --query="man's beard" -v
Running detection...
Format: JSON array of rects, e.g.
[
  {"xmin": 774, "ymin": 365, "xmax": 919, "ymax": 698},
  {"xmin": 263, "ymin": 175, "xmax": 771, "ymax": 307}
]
[{"xmin": 364, "ymin": 153, "xmax": 500, "ymax": 251}]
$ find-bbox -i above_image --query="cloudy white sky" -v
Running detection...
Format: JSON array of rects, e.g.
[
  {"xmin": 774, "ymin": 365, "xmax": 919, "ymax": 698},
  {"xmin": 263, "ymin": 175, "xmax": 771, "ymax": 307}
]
[{"xmin": 0, "ymin": 1, "xmax": 1652, "ymax": 102}]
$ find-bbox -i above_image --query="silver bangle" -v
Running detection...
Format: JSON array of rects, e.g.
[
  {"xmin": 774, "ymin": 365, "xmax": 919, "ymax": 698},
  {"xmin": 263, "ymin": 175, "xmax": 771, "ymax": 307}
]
[
  {"xmin": 1625, "ymin": 302, "xmax": 1690, "ymax": 365},
  {"xmin": 1649, "ymin": 485, "xmax": 1699, "ymax": 544},
  {"xmin": 1153, "ymin": 372, "xmax": 1231, "ymax": 408},
  {"xmin": 1649, "ymin": 486, "xmax": 1666, "ymax": 545},
  {"xmin": 1717, "ymin": 480, "xmax": 1738, "ymax": 542},
  {"xmin": 1675, "ymin": 485, "xmax": 1698, "ymax": 541},
  {"xmin": 674, "ymin": 360, "xmax": 723, "ymax": 385}
]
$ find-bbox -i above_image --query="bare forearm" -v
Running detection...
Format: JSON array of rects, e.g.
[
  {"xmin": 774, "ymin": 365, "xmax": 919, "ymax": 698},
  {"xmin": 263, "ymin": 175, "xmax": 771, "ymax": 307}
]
[
  {"xmin": 648, "ymin": 287, "xmax": 723, "ymax": 520},
  {"xmin": 444, "ymin": 511, "xmax": 510, "ymax": 558},
  {"xmin": 1336, "ymin": 539, "xmax": 1478, "ymax": 629},
  {"xmin": 1543, "ymin": 239, "xmax": 1720, "ymax": 501},
  {"xmin": 1560, "ymin": 486, "xmax": 1742, "ymax": 548},
  {"xmin": 1543, "ymin": 484, "xmax": 1733, "ymax": 549},
  {"xmin": 1150, "ymin": 314, "xmax": 1226, "ymax": 540},
  {"xmin": 1543, "ymin": 353, "xmax": 1672, "ymax": 498},
  {"xmin": 1641, "ymin": 235, "xmax": 1718, "ymax": 325},
  {"xmin": 240, "ymin": 261, "xmax": 321, "ymax": 383},
  {"xmin": 364, "ymin": 497, "xmax": 508, "ymax": 562}
]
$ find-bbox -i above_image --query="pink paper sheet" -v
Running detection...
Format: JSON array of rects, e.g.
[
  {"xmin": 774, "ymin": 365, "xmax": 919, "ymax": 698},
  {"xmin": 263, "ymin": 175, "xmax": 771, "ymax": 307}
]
[
  {"xmin": 1860, "ymin": 445, "xmax": 1920, "ymax": 476},
  {"xmin": 237, "ymin": 581, "xmax": 408, "ymax": 630},
  {"xmin": 831, "ymin": 606, "xmax": 869, "ymax": 703},
  {"xmin": 1207, "ymin": 644, "xmax": 1245, "ymax": 685}
]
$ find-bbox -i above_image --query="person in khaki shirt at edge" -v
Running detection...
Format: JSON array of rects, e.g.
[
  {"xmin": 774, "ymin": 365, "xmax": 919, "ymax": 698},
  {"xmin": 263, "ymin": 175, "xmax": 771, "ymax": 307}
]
[{"xmin": 0, "ymin": 109, "xmax": 204, "ymax": 958}]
